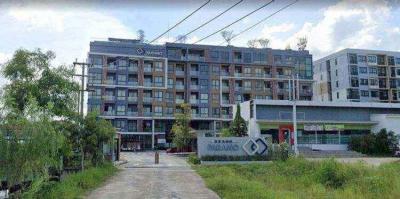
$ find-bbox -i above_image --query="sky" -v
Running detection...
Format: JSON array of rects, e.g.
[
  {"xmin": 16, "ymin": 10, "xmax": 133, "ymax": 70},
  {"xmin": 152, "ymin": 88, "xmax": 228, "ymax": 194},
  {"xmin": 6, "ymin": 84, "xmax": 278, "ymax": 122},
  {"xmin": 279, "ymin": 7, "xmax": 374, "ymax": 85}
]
[{"xmin": 0, "ymin": 0, "xmax": 400, "ymax": 87}]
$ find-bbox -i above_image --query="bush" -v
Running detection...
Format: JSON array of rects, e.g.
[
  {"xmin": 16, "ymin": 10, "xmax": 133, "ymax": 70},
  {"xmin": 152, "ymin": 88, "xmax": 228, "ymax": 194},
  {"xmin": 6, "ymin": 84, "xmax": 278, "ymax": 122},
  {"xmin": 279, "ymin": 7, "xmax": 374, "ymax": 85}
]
[
  {"xmin": 188, "ymin": 154, "xmax": 201, "ymax": 165},
  {"xmin": 31, "ymin": 163, "xmax": 117, "ymax": 199},
  {"xmin": 268, "ymin": 143, "xmax": 290, "ymax": 161},
  {"xmin": 201, "ymin": 155, "xmax": 268, "ymax": 161},
  {"xmin": 348, "ymin": 128, "xmax": 399, "ymax": 155}
]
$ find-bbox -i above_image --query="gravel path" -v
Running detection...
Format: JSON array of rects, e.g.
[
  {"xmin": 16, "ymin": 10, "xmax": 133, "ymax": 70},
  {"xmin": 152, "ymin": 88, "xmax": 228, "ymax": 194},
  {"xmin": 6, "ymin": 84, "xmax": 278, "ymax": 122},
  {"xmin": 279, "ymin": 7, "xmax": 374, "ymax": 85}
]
[{"xmin": 87, "ymin": 152, "xmax": 219, "ymax": 199}]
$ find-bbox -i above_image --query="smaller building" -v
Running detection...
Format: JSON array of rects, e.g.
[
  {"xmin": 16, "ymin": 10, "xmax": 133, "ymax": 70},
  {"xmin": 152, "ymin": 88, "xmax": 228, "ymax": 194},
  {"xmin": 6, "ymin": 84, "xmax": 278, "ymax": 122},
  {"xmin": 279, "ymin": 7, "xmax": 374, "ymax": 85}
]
[
  {"xmin": 313, "ymin": 48, "xmax": 400, "ymax": 103},
  {"xmin": 237, "ymin": 100, "xmax": 400, "ymax": 151}
]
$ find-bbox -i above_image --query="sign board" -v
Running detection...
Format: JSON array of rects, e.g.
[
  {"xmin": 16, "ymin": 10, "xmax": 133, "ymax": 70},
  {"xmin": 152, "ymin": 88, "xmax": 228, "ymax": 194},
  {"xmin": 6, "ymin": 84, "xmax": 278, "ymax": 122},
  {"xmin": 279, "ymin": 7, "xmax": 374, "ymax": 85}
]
[
  {"xmin": 324, "ymin": 124, "xmax": 345, "ymax": 131},
  {"xmin": 304, "ymin": 124, "xmax": 324, "ymax": 131},
  {"xmin": 197, "ymin": 137, "xmax": 268, "ymax": 157},
  {"xmin": 157, "ymin": 138, "xmax": 166, "ymax": 144}
]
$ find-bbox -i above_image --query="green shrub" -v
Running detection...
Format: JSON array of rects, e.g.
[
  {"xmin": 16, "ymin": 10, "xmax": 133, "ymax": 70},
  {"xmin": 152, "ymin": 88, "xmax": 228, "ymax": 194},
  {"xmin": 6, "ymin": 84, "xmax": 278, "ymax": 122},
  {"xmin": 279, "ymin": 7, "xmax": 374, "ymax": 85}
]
[
  {"xmin": 31, "ymin": 163, "xmax": 117, "ymax": 199},
  {"xmin": 316, "ymin": 159, "xmax": 348, "ymax": 188},
  {"xmin": 201, "ymin": 155, "xmax": 268, "ymax": 161},
  {"xmin": 348, "ymin": 128, "xmax": 399, "ymax": 156},
  {"xmin": 188, "ymin": 154, "xmax": 201, "ymax": 165}
]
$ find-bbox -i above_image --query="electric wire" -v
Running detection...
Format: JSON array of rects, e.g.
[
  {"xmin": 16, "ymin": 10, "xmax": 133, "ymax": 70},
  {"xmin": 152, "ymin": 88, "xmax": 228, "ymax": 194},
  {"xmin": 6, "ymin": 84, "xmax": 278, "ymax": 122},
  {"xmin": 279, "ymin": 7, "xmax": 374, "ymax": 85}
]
[
  {"xmin": 192, "ymin": 0, "xmax": 274, "ymax": 44},
  {"xmin": 172, "ymin": 0, "xmax": 243, "ymax": 43},
  {"xmin": 149, "ymin": 0, "xmax": 212, "ymax": 44}
]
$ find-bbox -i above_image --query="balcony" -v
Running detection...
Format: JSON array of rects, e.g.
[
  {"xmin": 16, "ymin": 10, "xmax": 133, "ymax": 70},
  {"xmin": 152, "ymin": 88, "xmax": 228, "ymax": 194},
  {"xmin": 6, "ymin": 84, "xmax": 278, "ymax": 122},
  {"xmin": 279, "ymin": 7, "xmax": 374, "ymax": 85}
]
[
  {"xmin": 221, "ymin": 71, "xmax": 230, "ymax": 76},
  {"xmin": 144, "ymin": 67, "xmax": 153, "ymax": 73},
  {"xmin": 107, "ymin": 64, "xmax": 117, "ymax": 70},
  {"xmin": 103, "ymin": 111, "xmax": 115, "ymax": 116},
  {"xmin": 175, "ymin": 99, "xmax": 184, "ymax": 104},
  {"xmin": 144, "ymin": 82, "xmax": 153, "ymax": 87},
  {"xmin": 103, "ymin": 96, "xmax": 115, "ymax": 101},
  {"xmin": 243, "ymin": 73, "xmax": 253, "ymax": 77},
  {"xmin": 143, "ymin": 97, "xmax": 153, "ymax": 103},
  {"xmin": 190, "ymin": 85, "xmax": 199, "ymax": 90},
  {"xmin": 128, "ymin": 66, "xmax": 138, "ymax": 72},
  {"xmin": 191, "ymin": 113, "xmax": 200, "ymax": 118},
  {"xmin": 116, "ymin": 111, "xmax": 126, "ymax": 116},
  {"xmin": 128, "ymin": 81, "xmax": 139, "ymax": 86},
  {"xmin": 300, "ymin": 90, "xmax": 313, "ymax": 96},
  {"xmin": 233, "ymin": 58, "xmax": 242, "ymax": 63},
  {"xmin": 127, "ymin": 96, "xmax": 138, "ymax": 102},
  {"xmin": 143, "ymin": 112, "xmax": 152, "ymax": 117},
  {"xmin": 234, "ymin": 73, "xmax": 242, "ymax": 77},
  {"xmin": 244, "ymin": 87, "xmax": 252, "ymax": 91},
  {"xmin": 190, "ymin": 99, "xmax": 199, "ymax": 104},
  {"xmin": 106, "ymin": 80, "xmax": 116, "ymax": 85},
  {"xmin": 234, "ymin": 87, "xmax": 243, "ymax": 92},
  {"xmin": 190, "ymin": 71, "xmax": 199, "ymax": 76},
  {"xmin": 222, "ymin": 99, "xmax": 230, "ymax": 104},
  {"xmin": 89, "ymin": 95, "xmax": 101, "ymax": 100},
  {"xmin": 175, "ymin": 85, "xmax": 185, "ymax": 90},
  {"xmin": 188, "ymin": 55, "xmax": 205, "ymax": 61},
  {"xmin": 200, "ymin": 113, "xmax": 209, "ymax": 118},
  {"xmin": 117, "ymin": 66, "xmax": 127, "ymax": 71},
  {"xmin": 88, "ymin": 79, "xmax": 101, "ymax": 84},
  {"xmin": 276, "ymin": 74, "xmax": 290, "ymax": 79},
  {"xmin": 117, "ymin": 96, "xmax": 126, "ymax": 101},
  {"xmin": 221, "ymin": 114, "xmax": 231, "ymax": 119},
  {"xmin": 153, "ymin": 112, "xmax": 163, "ymax": 117},
  {"xmin": 222, "ymin": 85, "xmax": 230, "ymax": 90},
  {"xmin": 175, "ymin": 71, "xmax": 185, "ymax": 76}
]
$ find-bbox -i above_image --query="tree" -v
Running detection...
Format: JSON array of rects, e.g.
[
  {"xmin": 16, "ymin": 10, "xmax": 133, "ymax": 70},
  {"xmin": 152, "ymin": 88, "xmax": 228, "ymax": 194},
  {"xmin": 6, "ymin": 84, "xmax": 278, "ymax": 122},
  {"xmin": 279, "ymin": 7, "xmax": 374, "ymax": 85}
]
[
  {"xmin": 176, "ymin": 35, "xmax": 187, "ymax": 43},
  {"xmin": 285, "ymin": 44, "xmax": 292, "ymax": 50},
  {"xmin": 221, "ymin": 30, "xmax": 234, "ymax": 46},
  {"xmin": 247, "ymin": 39, "xmax": 258, "ymax": 48},
  {"xmin": 137, "ymin": 29, "xmax": 145, "ymax": 43},
  {"xmin": 220, "ymin": 128, "xmax": 234, "ymax": 137},
  {"xmin": 230, "ymin": 104, "xmax": 247, "ymax": 137},
  {"xmin": 171, "ymin": 104, "xmax": 194, "ymax": 150},
  {"xmin": 1, "ymin": 49, "xmax": 79, "ymax": 117},
  {"xmin": 258, "ymin": 38, "xmax": 270, "ymax": 48},
  {"xmin": 297, "ymin": 36, "xmax": 307, "ymax": 51}
]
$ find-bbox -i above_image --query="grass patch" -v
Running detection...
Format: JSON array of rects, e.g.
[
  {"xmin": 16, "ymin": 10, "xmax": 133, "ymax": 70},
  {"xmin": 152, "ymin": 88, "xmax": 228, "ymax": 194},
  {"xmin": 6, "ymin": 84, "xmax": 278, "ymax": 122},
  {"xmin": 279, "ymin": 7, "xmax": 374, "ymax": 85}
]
[
  {"xmin": 29, "ymin": 163, "xmax": 118, "ymax": 199},
  {"xmin": 194, "ymin": 158, "xmax": 400, "ymax": 199}
]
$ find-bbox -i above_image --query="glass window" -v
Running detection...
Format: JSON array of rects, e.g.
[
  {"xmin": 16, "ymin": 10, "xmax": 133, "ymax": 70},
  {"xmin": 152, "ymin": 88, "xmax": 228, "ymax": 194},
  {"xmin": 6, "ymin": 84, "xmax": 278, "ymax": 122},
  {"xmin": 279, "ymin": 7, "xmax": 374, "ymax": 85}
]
[
  {"xmin": 388, "ymin": 56, "xmax": 395, "ymax": 66},
  {"xmin": 359, "ymin": 67, "xmax": 367, "ymax": 74},
  {"xmin": 200, "ymin": 79, "xmax": 208, "ymax": 89},
  {"xmin": 360, "ymin": 78, "xmax": 368, "ymax": 85},
  {"xmin": 361, "ymin": 90, "xmax": 369, "ymax": 97},
  {"xmin": 369, "ymin": 67, "xmax": 377, "ymax": 74},
  {"xmin": 396, "ymin": 58, "xmax": 400, "ymax": 65},
  {"xmin": 200, "ymin": 93, "xmax": 208, "ymax": 103},
  {"xmin": 154, "ymin": 76, "xmax": 163, "ymax": 86},
  {"xmin": 370, "ymin": 91, "xmax": 378, "ymax": 97},
  {"xmin": 154, "ymin": 91, "xmax": 163, "ymax": 101},
  {"xmin": 154, "ymin": 62, "xmax": 163, "ymax": 71},
  {"xmin": 212, "ymin": 80, "xmax": 219, "ymax": 89},
  {"xmin": 349, "ymin": 53, "xmax": 357, "ymax": 64},
  {"xmin": 367, "ymin": 55, "xmax": 377, "ymax": 64},
  {"xmin": 210, "ymin": 51, "xmax": 219, "ymax": 59},
  {"xmin": 358, "ymin": 55, "xmax": 366, "ymax": 63}
]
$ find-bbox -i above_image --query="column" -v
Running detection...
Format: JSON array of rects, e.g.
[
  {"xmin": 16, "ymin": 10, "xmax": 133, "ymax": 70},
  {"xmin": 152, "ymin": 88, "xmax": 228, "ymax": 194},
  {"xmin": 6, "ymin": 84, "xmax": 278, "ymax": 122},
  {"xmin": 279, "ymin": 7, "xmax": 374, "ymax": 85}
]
[{"xmin": 152, "ymin": 119, "xmax": 155, "ymax": 149}]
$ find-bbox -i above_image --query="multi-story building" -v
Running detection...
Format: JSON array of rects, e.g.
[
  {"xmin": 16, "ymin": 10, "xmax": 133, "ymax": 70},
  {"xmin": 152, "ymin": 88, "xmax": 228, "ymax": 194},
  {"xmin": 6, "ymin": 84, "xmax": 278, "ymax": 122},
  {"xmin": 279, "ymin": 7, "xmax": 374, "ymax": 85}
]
[
  {"xmin": 87, "ymin": 38, "xmax": 313, "ymax": 150},
  {"xmin": 314, "ymin": 49, "xmax": 400, "ymax": 103}
]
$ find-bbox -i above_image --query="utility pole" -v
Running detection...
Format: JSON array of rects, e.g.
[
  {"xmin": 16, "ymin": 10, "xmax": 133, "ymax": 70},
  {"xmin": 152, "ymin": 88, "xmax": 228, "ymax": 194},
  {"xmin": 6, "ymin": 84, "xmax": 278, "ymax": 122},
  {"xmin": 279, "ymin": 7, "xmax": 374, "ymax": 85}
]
[
  {"xmin": 292, "ymin": 74, "xmax": 299, "ymax": 156},
  {"xmin": 73, "ymin": 59, "xmax": 92, "ymax": 170}
]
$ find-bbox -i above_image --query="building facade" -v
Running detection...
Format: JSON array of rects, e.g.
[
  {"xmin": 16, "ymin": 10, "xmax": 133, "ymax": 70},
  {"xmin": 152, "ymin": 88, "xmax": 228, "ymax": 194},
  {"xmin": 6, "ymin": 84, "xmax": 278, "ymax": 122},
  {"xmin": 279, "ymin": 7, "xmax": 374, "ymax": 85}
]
[
  {"xmin": 87, "ymin": 38, "xmax": 313, "ymax": 150},
  {"xmin": 238, "ymin": 100, "xmax": 400, "ymax": 151},
  {"xmin": 314, "ymin": 49, "xmax": 400, "ymax": 103}
]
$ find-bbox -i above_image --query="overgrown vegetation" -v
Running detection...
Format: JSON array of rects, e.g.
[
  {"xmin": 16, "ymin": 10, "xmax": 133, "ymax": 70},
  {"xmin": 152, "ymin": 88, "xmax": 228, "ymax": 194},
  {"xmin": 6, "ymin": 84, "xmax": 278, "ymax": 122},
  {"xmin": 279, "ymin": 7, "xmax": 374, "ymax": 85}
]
[
  {"xmin": 188, "ymin": 153, "xmax": 201, "ymax": 165},
  {"xmin": 230, "ymin": 104, "xmax": 247, "ymax": 137},
  {"xmin": 25, "ymin": 163, "xmax": 117, "ymax": 199},
  {"xmin": 0, "ymin": 49, "xmax": 116, "ymax": 197},
  {"xmin": 348, "ymin": 128, "xmax": 399, "ymax": 155},
  {"xmin": 171, "ymin": 103, "xmax": 195, "ymax": 151},
  {"xmin": 195, "ymin": 158, "xmax": 400, "ymax": 199}
]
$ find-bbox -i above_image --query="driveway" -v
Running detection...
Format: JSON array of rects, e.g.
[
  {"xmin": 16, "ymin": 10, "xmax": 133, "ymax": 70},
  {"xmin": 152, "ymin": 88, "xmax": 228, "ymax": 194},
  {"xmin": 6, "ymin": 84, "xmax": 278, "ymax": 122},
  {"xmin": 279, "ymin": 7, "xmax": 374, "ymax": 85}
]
[{"xmin": 87, "ymin": 152, "xmax": 219, "ymax": 199}]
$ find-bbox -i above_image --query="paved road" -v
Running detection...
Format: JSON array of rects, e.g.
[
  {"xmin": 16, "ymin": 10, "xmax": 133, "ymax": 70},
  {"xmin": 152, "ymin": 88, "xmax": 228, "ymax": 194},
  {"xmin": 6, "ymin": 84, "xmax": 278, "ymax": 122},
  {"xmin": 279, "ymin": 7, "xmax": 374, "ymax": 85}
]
[{"xmin": 87, "ymin": 152, "xmax": 219, "ymax": 199}]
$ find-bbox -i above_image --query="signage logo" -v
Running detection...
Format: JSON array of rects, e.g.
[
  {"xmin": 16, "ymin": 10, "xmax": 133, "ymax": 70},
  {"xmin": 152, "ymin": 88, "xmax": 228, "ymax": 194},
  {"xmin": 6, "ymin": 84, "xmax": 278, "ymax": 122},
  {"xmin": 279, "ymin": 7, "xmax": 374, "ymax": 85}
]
[
  {"xmin": 136, "ymin": 47, "xmax": 163, "ymax": 56},
  {"xmin": 242, "ymin": 138, "xmax": 268, "ymax": 155},
  {"xmin": 136, "ymin": 48, "xmax": 145, "ymax": 55}
]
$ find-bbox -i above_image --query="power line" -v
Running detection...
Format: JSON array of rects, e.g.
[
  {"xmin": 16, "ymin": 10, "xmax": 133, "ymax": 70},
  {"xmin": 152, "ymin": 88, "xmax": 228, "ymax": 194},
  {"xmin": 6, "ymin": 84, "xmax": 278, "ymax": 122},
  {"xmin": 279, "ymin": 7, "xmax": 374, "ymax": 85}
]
[
  {"xmin": 172, "ymin": 0, "xmax": 243, "ymax": 43},
  {"xmin": 149, "ymin": 0, "xmax": 212, "ymax": 44},
  {"xmin": 192, "ymin": 0, "xmax": 274, "ymax": 44},
  {"xmin": 221, "ymin": 0, "xmax": 299, "ymax": 45}
]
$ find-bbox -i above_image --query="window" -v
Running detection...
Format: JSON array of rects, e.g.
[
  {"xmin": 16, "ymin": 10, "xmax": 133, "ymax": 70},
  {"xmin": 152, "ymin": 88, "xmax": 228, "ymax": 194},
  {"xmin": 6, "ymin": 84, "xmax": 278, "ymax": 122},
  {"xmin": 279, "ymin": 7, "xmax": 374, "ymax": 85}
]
[
  {"xmin": 210, "ymin": 51, "xmax": 219, "ymax": 60},
  {"xmin": 154, "ymin": 62, "xmax": 163, "ymax": 72},
  {"xmin": 236, "ymin": 94, "xmax": 242, "ymax": 103},
  {"xmin": 212, "ymin": 65, "xmax": 220, "ymax": 74},
  {"xmin": 349, "ymin": 53, "xmax": 357, "ymax": 64},
  {"xmin": 388, "ymin": 56, "xmax": 395, "ymax": 66},
  {"xmin": 89, "ymin": 104, "xmax": 101, "ymax": 112},
  {"xmin": 351, "ymin": 77, "xmax": 359, "ymax": 87},
  {"xmin": 274, "ymin": 55, "xmax": 282, "ymax": 64},
  {"xmin": 244, "ymin": 81, "xmax": 251, "ymax": 88},
  {"xmin": 200, "ymin": 108, "xmax": 208, "ymax": 116},
  {"xmin": 117, "ymin": 105, "xmax": 126, "ymax": 115},
  {"xmin": 244, "ymin": 67, "xmax": 251, "ymax": 75},
  {"xmin": 212, "ymin": 80, "xmax": 219, "ymax": 89},
  {"xmin": 154, "ymin": 76, "xmax": 163, "ymax": 87},
  {"xmin": 350, "ymin": 66, "xmax": 358, "ymax": 75},
  {"xmin": 367, "ymin": 55, "xmax": 377, "ymax": 65},
  {"xmin": 212, "ymin": 108, "xmax": 220, "ymax": 116},
  {"xmin": 359, "ymin": 67, "xmax": 368, "ymax": 74},
  {"xmin": 166, "ymin": 107, "xmax": 174, "ymax": 115},
  {"xmin": 220, "ymin": 51, "xmax": 229, "ymax": 61},
  {"xmin": 115, "ymin": 120, "xmax": 126, "ymax": 129},
  {"xmin": 361, "ymin": 90, "xmax": 369, "ymax": 97},
  {"xmin": 168, "ymin": 78, "xmax": 174, "ymax": 88},
  {"xmin": 154, "ymin": 106, "xmax": 163, "ymax": 115},
  {"xmin": 256, "ymin": 95, "xmax": 264, "ymax": 99},
  {"xmin": 200, "ymin": 79, "xmax": 208, "ymax": 89},
  {"xmin": 118, "ymin": 75, "xmax": 126, "ymax": 84},
  {"xmin": 200, "ymin": 65, "xmax": 208, "ymax": 74},
  {"xmin": 154, "ymin": 91, "xmax": 163, "ymax": 101},
  {"xmin": 334, "ymin": 58, "xmax": 337, "ymax": 65},
  {"xmin": 360, "ymin": 78, "xmax": 368, "ymax": 86},
  {"xmin": 337, "ymin": 92, "xmax": 339, "ymax": 99},
  {"xmin": 369, "ymin": 78, "xmax": 378, "ymax": 86},
  {"xmin": 117, "ymin": 90, "xmax": 126, "ymax": 100},
  {"xmin": 91, "ymin": 56, "xmax": 103, "ymax": 67},
  {"xmin": 396, "ymin": 58, "xmax": 400, "ymax": 65},
  {"xmin": 357, "ymin": 55, "xmax": 366, "ymax": 63},
  {"xmin": 200, "ymin": 93, "xmax": 208, "ymax": 103},
  {"xmin": 370, "ymin": 91, "xmax": 378, "ymax": 97},
  {"xmin": 336, "ymin": 81, "xmax": 339, "ymax": 88},
  {"xmin": 212, "ymin": 93, "xmax": 219, "ymax": 102},
  {"xmin": 369, "ymin": 67, "xmax": 377, "ymax": 74},
  {"xmin": 335, "ymin": 69, "xmax": 338, "ymax": 76}
]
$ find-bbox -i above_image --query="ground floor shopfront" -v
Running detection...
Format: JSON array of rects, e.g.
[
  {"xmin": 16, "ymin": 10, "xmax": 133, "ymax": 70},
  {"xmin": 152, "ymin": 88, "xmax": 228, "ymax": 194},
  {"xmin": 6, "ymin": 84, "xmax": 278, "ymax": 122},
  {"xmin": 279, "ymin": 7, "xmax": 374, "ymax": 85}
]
[{"xmin": 239, "ymin": 100, "xmax": 400, "ymax": 151}]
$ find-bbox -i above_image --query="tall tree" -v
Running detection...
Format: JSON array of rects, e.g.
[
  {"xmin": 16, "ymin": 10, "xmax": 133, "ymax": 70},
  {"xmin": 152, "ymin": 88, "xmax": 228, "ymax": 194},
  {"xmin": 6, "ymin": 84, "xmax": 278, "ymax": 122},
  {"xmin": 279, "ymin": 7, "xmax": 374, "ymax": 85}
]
[
  {"xmin": 221, "ymin": 30, "xmax": 234, "ymax": 46},
  {"xmin": 230, "ymin": 104, "xmax": 247, "ymax": 137},
  {"xmin": 171, "ymin": 104, "xmax": 194, "ymax": 150},
  {"xmin": 137, "ymin": 29, "xmax": 145, "ymax": 43},
  {"xmin": 247, "ymin": 39, "xmax": 258, "ymax": 48},
  {"xmin": 1, "ymin": 49, "xmax": 79, "ymax": 117},
  {"xmin": 258, "ymin": 38, "xmax": 270, "ymax": 48},
  {"xmin": 297, "ymin": 36, "xmax": 307, "ymax": 51}
]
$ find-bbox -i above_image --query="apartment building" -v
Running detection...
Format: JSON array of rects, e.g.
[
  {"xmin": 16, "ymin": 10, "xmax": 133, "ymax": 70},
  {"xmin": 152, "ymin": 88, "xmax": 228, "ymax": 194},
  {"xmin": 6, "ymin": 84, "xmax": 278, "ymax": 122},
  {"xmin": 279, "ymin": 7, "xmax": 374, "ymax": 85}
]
[
  {"xmin": 87, "ymin": 38, "xmax": 313, "ymax": 150},
  {"xmin": 314, "ymin": 49, "xmax": 400, "ymax": 103}
]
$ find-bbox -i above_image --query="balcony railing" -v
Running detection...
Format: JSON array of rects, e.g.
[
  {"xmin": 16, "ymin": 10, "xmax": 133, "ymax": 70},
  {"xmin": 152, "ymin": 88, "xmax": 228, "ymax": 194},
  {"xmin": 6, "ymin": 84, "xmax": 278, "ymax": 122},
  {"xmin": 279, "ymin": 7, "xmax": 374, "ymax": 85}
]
[
  {"xmin": 190, "ymin": 71, "xmax": 199, "ymax": 76},
  {"xmin": 175, "ymin": 99, "xmax": 184, "ymax": 104},
  {"xmin": 175, "ymin": 85, "xmax": 185, "ymax": 90},
  {"xmin": 116, "ymin": 111, "xmax": 126, "ymax": 116},
  {"xmin": 175, "ymin": 71, "xmax": 185, "ymax": 76},
  {"xmin": 128, "ymin": 66, "xmax": 138, "ymax": 72},
  {"xmin": 200, "ymin": 113, "xmax": 209, "ymax": 118},
  {"xmin": 221, "ymin": 114, "xmax": 231, "ymax": 119},
  {"xmin": 190, "ymin": 99, "xmax": 199, "ymax": 104},
  {"xmin": 234, "ymin": 73, "xmax": 242, "ymax": 77},
  {"xmin": 89, "ymin": 95, "xmax": 101, "ymax": 100},
  {"xmin": 127, "ymin": 96, "xmax": 138, "ymax": 102},
  {"xmin": 144, "ymin": 67, "xmax": 152, "ymax": 72},
  {"xmin": 221, "ymin": 71, "xmax": 230, "ymax": 76},
  {"xmin": 127, "ymin": 111, "xmax": 138, "ymax": 116},
  {"xmin": 153, "ymin": 112, "xmax": 163, "ymax": 117},
  {"xmin": 144, "ymin": 82, "xmax": 153, "ymax": 87},
  {"xmin": 222, "ymin": 85, "xmax": 229, "ymax": 90},
  {"xmin": 244, "ymin": 87, "xmax": 252, "ymax": 91},
  {"xmin": 235, "ymin": 87, "xmax": 243, "ymax": 92},
  {"xmin": 143, "ymin": 97, "xmax": 153, "ymax": 103},
  {"xmin": 233, "ymin": 58, "xmax": 242, "ymax": 63},
  {"xmin": 188, "ymin": 55, "xmax": 205, "ymax": 61},
  {"xmin": 103, "ymin": 111, "xmax": 115, "ymax": 116},
  {"xmin": 103, "ymin": 96, "xmax": 115, "ymax": 101},
  {"xmin": 191, "ymin": 113, "xmax": 200, "ymax": 118},
  {"xmin": 143, "ymin": 112, "xmax": 152, "ymax": 117},
  {"xmin": 222, "ymin": 99, "xmax": 230, "ymax": 104},
  {"xmin": 190, "ymin": 85, "xmax": 199, "ymax": 90},
  {"xmin": 128, "ymin": 81, "xmax": 139, "ymax": 86},
  {"xmin": 107, "ymin": 64, "xmax": 117, "ymax": 70},
  {"xmin": 106, "ymin": 80, "xmax": 116, "ymax": 85},
  {"xmin": 117, "ymin": 96, "xmax": 126, "ymax": 100}
]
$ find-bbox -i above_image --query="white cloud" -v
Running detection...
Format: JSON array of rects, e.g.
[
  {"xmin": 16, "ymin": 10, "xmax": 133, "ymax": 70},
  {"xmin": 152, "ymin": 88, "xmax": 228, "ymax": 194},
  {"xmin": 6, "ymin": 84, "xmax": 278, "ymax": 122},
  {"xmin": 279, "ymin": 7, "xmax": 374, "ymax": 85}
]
[
  {"xmin": 0, "ymin": 52, "xmax": 11, "ymax": 64},
  {"xmin": 0, "ymin": 8, "xmax": 136, "ymax": 65},
  {"xmin": 258, "ymin": 0, "xmax": 398, "ymax": 59}
]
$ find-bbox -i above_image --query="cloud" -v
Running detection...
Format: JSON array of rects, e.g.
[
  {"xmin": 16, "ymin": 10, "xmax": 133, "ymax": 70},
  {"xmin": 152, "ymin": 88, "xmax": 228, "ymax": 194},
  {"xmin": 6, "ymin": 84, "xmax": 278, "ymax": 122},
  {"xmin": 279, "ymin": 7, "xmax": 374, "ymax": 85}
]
[
  {"xmin": 0, "ymin": 8, "xmax": 136, "ymax": 65},
  {"xmin": 258, "ymin": 0, "xmax": 398, "ymax": 59},
  {"xmin": 0, "ymin": 52, "xmax": 11, "ymax": 64}
]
